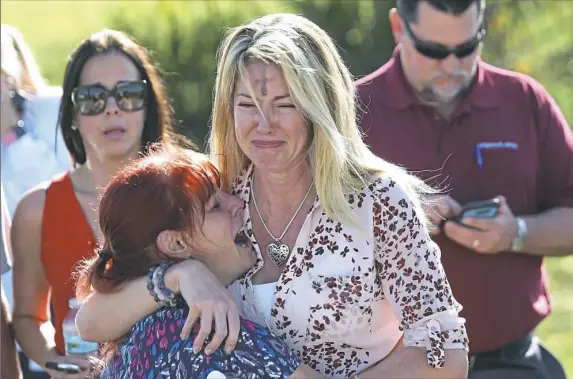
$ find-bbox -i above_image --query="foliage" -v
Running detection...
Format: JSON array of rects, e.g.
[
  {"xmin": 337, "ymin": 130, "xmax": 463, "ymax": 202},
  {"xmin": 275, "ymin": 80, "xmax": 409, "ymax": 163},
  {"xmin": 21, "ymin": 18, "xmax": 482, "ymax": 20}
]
[
  {"xmin": 108, "ymin": 0, "xmax": 396, "ymax": 146},
  {"xmin": 110, "ymin": 0, "xmax": 572, "ymax": 145},
  {"xmin": 1, "ymin": 1, "xmax": 120, "ymax": 85},
  {"xmin": 2, "ymin": 1, "xmax": 572, "ymax": 375},
  {"xmin": 539, "ymin": 257, "xmax": 573, "ymax": 378},
  {"xmin": 482, "ymin": 0, "xmax": 573, "ymax": 122}
]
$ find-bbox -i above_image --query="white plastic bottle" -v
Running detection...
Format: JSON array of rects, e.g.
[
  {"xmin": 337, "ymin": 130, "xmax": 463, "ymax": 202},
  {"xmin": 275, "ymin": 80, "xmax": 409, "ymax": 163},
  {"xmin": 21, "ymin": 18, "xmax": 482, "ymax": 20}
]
[{"xmin": 62, "ymin": 297, "xmax": 99, "ymax": 356}]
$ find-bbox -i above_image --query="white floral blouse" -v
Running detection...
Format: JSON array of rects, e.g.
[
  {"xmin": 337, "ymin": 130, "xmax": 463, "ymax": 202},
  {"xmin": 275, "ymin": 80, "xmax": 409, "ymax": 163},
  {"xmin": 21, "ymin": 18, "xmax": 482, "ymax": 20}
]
[{"xmin": 227, "ymin": 165, "xmax": 469, "ymax": 378}]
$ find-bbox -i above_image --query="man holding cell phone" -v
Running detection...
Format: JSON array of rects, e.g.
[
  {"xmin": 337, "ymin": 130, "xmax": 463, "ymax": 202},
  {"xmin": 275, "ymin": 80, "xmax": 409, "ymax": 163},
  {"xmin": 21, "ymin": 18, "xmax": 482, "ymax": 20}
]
[{"xmin": 356, "ymin": 0, "xmax": 573, "ymax": 378}]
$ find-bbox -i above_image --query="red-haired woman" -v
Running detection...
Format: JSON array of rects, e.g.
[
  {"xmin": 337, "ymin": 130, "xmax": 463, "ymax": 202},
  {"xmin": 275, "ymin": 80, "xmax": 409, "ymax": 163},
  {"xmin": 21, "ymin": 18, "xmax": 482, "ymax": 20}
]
[
  {"xmin": 75, "ymin": 145, "xmax": 314, "ymax": 378},
  {"xmin": 10, "ymin": 29, "xmax": 172, "ymax": 378}
]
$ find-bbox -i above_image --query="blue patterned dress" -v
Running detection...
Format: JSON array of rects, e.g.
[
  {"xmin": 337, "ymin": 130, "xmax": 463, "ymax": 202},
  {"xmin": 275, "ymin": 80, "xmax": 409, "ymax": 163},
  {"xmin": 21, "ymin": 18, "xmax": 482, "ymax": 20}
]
[{"xmin": 100, "ymin": 305, "xmax": 300, "ymax": 379}]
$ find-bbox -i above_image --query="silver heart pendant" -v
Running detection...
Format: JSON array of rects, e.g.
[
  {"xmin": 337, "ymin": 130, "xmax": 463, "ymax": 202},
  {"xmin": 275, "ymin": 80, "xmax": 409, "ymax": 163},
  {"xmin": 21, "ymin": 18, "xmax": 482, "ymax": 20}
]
[{"xmin": 267, "ymin": 242, "xmax": 290, "ymax": 266}]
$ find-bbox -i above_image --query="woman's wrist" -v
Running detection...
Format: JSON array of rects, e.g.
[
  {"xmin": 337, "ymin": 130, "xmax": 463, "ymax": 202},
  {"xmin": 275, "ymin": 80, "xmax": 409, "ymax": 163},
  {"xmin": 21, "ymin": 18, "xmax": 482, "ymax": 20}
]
[
  {"xmin": 164, "ymin": 259, "xmax": 205, "ymax": 295},
  {"xmin": 40, "ymin": 346, "xmax": 61, "ymax": 367},
  {"xmin": 164, "ymin": 264, "xmax": 181, "ymax": 294}
]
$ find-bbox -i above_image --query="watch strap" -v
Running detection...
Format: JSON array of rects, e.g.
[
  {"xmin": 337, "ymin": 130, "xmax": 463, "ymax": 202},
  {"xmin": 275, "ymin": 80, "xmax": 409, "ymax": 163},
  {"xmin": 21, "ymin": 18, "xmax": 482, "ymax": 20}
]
[{"xmin": 511, "ymin": 217, "xmax": 527, "ymax": 252}]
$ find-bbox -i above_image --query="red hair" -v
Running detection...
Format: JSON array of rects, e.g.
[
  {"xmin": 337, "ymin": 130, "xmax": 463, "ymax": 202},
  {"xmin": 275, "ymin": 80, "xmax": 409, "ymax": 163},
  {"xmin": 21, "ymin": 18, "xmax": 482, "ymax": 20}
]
[
  {"xmin": 74, "ymin": 144, "xmax": 220, "ymax": 359},
  {"xmin": 76, "ymin": 144, "xmax": 220, "ymax": 298}
]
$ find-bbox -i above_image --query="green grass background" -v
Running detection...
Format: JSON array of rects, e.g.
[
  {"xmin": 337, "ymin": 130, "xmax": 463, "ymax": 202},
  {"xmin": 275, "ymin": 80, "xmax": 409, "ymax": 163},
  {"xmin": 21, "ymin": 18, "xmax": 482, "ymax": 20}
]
[{"xmin": 2, "ymin": 1, "xmax": 572, "ymax": 376}]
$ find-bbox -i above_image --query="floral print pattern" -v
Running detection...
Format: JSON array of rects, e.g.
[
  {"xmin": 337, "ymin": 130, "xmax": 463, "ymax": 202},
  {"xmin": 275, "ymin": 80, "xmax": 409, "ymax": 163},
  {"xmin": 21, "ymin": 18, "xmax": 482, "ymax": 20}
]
[
  {"xmin": 227, "ymin": 165, "xmax": 469, "ymax": 378},
  {"xmin": 101, "ymin": 305, "xmax": 300, "ymax": 379}
]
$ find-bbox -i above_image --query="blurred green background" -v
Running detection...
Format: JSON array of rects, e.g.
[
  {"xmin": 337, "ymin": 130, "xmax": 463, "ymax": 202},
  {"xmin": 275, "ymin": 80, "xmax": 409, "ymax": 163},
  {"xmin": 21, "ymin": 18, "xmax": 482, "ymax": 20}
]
[{"xmin": 2, "ymin": 0, "xmax": 572, "ymax": 375}]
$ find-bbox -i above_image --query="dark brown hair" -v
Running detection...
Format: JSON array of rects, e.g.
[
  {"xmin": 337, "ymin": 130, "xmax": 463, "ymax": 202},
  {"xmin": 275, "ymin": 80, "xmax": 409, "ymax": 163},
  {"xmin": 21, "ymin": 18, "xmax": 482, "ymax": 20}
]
[
  {"xmin": 75, "ymin": 144, "xmax": 220, "ymax": 360},
  {"xmin": 58, "ymin": 29, "xmax": 173, "ymax": 165}
]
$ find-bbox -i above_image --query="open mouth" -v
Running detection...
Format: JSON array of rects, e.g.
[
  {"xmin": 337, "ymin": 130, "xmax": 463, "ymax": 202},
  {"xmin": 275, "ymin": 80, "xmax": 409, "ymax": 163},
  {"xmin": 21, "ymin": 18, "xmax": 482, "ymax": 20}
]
[
  {"xmin": 234, "ymin": 230, "xmax": 249, "ymax": 248},
  {"xmin": 103, "ymin": 127, "xmax": 126, "ymax": 136}
]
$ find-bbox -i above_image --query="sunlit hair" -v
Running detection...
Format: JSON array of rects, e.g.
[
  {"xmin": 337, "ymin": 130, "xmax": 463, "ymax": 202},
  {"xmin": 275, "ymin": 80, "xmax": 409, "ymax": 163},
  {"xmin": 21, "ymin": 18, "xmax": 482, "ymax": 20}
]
[
  {"xmin": 74, "ymin": 143, "xmax": 220, "ymax": 361},
  {"xmin": 1, "ymin": 24, "xmax": 47, "ymax": 94},
  {"xmin": 209, "ymin": 13, "xmax": 434, "ymax": 225}
]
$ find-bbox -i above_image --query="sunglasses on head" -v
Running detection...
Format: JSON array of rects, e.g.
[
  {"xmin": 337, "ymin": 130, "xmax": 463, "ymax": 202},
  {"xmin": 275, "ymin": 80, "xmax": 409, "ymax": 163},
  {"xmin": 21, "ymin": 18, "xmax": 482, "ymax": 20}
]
[
  {"xmin": 403, "ymin": 21, "xmax": 486, "ymax": 60},
  {"xmin": 71, "ymin": 80, "xmax": 148, "ymax": 116}
]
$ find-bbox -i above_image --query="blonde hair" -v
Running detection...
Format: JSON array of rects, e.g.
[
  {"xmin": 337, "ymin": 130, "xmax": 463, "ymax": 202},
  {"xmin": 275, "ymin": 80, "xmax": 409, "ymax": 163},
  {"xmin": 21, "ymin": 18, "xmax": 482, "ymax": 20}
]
[
  {"xmin": 1, "ymin": 24, "xmax": 47, "ymax": 94},
  {"xmin": 209, "ymin": 13, "xmax": 433, "ymax": 225}
]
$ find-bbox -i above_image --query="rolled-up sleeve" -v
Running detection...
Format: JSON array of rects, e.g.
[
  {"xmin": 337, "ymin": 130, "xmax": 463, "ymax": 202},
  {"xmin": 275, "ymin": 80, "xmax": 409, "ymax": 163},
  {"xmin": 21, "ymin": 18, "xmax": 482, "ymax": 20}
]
[{"xmin": 372, "ymin": 178, "xmax": 469, "ymax": 368}]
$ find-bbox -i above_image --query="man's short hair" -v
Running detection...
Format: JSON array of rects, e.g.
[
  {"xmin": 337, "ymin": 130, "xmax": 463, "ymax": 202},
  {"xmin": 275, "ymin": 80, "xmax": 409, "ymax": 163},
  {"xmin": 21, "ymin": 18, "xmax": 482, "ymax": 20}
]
[{"xmin": 396, "ymin": 0, "xmax": 485, "ymax": 24}]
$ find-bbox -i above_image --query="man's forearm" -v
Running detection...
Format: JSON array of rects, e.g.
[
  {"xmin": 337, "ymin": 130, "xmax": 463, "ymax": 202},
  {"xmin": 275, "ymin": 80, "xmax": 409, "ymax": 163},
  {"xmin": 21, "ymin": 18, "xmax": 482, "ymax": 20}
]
[
  {"xmin": 519, "ymin": 207, "xmax": 573, "ymax": 256},
  {"xmin": 357, "ymin": 347, "xmax": 468, "ymax": 379}
]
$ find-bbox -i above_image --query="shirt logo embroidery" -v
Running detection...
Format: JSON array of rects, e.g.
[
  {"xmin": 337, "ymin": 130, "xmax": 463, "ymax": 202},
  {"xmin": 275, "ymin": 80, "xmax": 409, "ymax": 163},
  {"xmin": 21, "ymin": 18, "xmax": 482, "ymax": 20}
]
[{"xmin": 475, "ymin": 141, "xmax": 518, "ymax": 169}]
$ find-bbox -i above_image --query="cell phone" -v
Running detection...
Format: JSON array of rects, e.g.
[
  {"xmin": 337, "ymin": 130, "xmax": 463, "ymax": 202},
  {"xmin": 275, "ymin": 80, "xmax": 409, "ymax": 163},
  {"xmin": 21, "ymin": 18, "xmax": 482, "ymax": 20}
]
[
  {"xmin": 45, "ymin": 361, "xmax": 82, "ymax": 374},
  {"xmin": 457, "ymin": 198, "xmax": 500, "ymax": 221}
]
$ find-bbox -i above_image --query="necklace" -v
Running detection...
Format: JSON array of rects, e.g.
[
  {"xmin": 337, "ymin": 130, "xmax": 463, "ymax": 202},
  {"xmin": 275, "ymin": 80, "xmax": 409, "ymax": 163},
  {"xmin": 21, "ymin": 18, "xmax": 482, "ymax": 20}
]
[{"xmin": 251, "ymin": 179, "xmax": 314, "ymax": 266}]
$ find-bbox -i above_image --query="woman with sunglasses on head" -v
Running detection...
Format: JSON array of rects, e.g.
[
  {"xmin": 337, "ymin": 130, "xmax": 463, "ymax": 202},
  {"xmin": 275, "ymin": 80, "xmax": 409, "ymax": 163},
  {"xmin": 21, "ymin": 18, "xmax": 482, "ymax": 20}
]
[
  {"xmin": 10, "ymin": 29, "xmax": 172, "ymax": 379},
  {"xmin": 75, "ymin": 145, "xmax": 312, "ymax": 379}
]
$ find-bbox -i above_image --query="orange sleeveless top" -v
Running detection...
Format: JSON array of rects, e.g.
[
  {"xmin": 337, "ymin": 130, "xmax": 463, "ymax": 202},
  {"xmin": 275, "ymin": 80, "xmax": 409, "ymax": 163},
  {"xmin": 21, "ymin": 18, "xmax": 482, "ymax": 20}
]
[{"xmin": 41, "ymin": 172, "xmax": 96, "ymax": 354}]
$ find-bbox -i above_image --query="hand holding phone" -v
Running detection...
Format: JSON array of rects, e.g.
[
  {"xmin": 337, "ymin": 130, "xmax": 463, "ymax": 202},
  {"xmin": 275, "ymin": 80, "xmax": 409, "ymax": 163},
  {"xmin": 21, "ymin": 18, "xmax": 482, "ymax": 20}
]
[
  {"xmin": 45, "ymin": 360, "xmax": 82, "ymax": 374},
  {"xmin": 456, "ymin": 198, "xmax": 501, "ymax": 222},
  {"xmin": 439, "ymin": 198, "xmax": 500, "ymax": 231},
  {"xmin": 46, "ymin": 361, "xmax": 85, "ymax": 378},
  {"xmin": 441, "ymin": 196, "xmax": 518, "ymax": 254}
]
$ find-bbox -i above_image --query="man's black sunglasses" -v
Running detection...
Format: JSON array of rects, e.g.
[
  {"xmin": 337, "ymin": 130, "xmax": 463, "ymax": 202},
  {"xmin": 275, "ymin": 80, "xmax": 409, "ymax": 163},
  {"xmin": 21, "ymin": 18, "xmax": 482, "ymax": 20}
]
[
  {"xmin": 403, "ymin": 21, "xmax": 486, "ymax": 60},
  {"xmin": 71, "ymin": 80, "xmax": 148, "ymax": 116}
]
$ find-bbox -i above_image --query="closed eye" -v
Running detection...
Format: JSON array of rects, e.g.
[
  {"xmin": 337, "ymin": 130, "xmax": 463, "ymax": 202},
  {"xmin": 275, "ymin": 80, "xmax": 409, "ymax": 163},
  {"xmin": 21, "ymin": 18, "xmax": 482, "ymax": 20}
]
[
  {"xmin": 238, "ymin": 103, "xmax": 256, "ymax": 107},
  {"xmin": 206, "ymin": 195, "xmax": 220, "ymax": 212},
  {"xmin": 277, "ymin": 104, "xmax": 296, "ymax": 108}
]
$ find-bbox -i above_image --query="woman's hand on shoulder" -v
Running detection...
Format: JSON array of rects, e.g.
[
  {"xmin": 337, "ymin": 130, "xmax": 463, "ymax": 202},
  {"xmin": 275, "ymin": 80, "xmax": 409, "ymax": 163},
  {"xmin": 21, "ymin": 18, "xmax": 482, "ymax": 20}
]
[{"xmin": 166, "ymin": 260, "xmax": 241, "ymax": 355}]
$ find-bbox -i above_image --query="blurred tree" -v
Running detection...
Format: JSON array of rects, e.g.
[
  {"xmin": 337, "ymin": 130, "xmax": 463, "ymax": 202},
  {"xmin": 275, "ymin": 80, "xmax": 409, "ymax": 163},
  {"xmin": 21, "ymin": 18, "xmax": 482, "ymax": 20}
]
[
  {"xmin": 111, "ymin": 1, "xmax": 297, "ymax": 146},
  {"xmin": 110, "ymin": 0, "xmax": 571, "ymax": 149},
  {"xmin": 482, "ymin": 0, "xmax": 572, "ymax": 122},
  {"xmin": 293, "ymin": 0, "xmax": 395, "ymax": 78},
  {"xmin": 109, "ymin": 1, "xmax": 395, "ymax": 148}
]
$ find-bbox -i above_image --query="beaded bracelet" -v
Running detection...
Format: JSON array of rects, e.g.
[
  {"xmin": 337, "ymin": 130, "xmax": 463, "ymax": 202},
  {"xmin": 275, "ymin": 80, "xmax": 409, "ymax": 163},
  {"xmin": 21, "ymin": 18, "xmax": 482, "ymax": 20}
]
[{"xmin": 147, "ymin": 262, "xmax": 181, "ymax": 307}]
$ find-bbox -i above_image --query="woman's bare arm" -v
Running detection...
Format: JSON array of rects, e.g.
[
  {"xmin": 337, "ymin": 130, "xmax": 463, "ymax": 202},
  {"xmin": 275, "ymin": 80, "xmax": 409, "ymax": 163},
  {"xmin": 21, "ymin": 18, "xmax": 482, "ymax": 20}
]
[
  {"xmin": 76, "ymin": 276, "xmax": 160, "ymax": 342},
  {"xmin": 76, "ymin": 259, "xmax": 241, "ymax": 353},
  {"xmin": 11, "ymin": 188, "xmax": 61, "ymax": 366}
]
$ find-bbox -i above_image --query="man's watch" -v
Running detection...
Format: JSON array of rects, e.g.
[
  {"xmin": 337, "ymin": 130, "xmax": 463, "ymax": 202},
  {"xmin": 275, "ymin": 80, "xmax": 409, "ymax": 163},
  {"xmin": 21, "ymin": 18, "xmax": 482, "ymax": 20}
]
[{"xmin": 510, "ymin": 217, "xmax": 528, "ymax": 252}]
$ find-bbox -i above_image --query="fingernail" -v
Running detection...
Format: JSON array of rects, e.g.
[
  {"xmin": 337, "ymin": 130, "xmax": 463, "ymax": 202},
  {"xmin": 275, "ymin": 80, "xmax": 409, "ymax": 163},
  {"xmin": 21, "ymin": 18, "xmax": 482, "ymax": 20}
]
[
  {"xmin": 224, "ymin": 347, "xmax": 232, "ymax": 355},
  {"xmin": 193, "ymin": 346, "xmax": 200, "ymax": 354},
  {"xmin": 180, "ymin": 333, "xmax": 187, "ymax": 340},
  {"xmin": 205, "ymin": 348, "xmax": 213, "ymax": 355}
]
